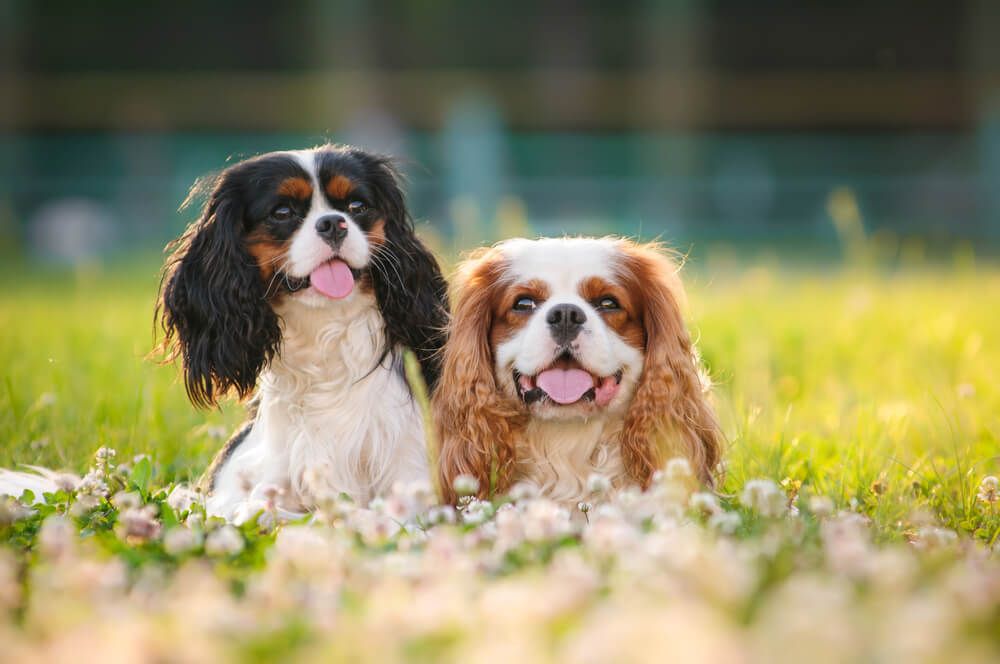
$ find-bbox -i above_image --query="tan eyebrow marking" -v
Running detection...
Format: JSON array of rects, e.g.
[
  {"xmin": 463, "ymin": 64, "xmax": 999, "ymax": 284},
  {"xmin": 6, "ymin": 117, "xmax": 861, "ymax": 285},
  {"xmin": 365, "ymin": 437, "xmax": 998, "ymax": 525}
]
[
  {"xmin": 277, "ymin": 176, "xmax": 313, "ymax": 200},
  {"xmin": 579, "ymin": 275, "xmax": 644, "ymax": 349},
  {"xmin": 490, "ymin": 279, "xmax": 550, "ymax": 346},
  {"xmin": 326, "ymin": 175, "xmax": 355, "ymax": 199}
]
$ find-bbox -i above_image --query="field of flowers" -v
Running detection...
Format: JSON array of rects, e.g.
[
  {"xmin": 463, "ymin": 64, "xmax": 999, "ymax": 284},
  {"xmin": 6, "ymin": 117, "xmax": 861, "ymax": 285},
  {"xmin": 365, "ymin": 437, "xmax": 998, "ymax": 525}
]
[{"xmin": 1, "ymin": 256, "xmax": 998, "ymax": 662}]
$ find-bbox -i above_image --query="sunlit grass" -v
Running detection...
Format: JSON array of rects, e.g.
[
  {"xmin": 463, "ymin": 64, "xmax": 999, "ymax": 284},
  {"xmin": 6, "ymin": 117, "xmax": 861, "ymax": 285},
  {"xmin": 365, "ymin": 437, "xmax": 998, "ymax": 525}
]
[
  {"xmin": 1, "ymin": 255, "xmax": 996, "ymax": 542},
  {"xmin": 1, "ymin": 251, "xmax": 999, "ymax": 661}
]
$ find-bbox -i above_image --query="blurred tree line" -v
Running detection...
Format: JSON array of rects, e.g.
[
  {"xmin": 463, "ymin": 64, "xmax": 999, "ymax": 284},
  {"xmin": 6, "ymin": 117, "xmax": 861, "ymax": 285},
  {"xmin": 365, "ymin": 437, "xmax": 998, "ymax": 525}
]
[{"xmin": 0, "ymin": 0, "xmax": 998, "ymax": 260}]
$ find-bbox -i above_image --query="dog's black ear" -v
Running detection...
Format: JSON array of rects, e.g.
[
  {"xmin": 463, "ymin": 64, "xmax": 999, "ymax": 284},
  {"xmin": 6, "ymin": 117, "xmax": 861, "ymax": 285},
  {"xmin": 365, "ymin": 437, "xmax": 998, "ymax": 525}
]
[
  {"xmin": 156, "ymin": 170, "xmax": 281, "ymax": 408},
  {"xmin": 365, "ymin": 156, "xmax": 449, "ymax": 392}
]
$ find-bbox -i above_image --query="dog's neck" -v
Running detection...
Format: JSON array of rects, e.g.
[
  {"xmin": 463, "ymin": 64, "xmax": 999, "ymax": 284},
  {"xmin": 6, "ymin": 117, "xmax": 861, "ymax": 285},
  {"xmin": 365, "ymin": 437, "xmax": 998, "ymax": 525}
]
[
  {"xmin": 516, "ymin": 413, "xmax": 629, "ymax": 504},
  {"xmin": 267, "ymin": 293, "xmax": 383, "ymax": 385}
]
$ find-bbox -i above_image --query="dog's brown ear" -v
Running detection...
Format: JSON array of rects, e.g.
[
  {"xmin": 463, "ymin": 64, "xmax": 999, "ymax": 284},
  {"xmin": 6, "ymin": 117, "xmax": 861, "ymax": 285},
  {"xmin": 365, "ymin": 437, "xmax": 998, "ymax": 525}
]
[
  {"xmin": 615, "ymin": 242, "xmax": 722, "ymax": 488},
  {"xmin": 434, "ymin": 248, "xmax": 526, "ymax": 503}
]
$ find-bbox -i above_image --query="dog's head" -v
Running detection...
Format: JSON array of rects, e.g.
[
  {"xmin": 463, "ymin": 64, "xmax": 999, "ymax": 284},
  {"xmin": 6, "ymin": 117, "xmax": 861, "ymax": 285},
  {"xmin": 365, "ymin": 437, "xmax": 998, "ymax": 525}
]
[
  {"xmin": 157, "ymin": 145, "xmax": 448, "ymax": 407},
  {"xmin": 435, "ymin": 237, "xmax": 721, "ymax": 499}
]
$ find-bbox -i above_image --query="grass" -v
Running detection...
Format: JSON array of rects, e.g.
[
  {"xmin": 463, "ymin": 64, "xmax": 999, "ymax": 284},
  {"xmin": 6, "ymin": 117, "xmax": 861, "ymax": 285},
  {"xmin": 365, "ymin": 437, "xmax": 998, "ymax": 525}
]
[
  {"xmin": 0, "ymin": 258, "xmax": 238, "ymax": 483},
  {"xmin": 1, "ymin": 256, "xmax": 996, "ymax": 541},
  {"xmin": 1, "ymin": 250, "xmax": 999, "ymax": 662}
]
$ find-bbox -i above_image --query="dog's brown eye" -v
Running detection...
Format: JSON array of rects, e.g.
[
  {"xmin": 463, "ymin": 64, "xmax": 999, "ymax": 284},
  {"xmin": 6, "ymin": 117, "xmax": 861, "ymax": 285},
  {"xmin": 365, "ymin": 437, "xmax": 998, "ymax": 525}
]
[
  {"xmin": 513, "ymin": 296, "xmax": 536, "ymax": 312},
  {"xmin": 347, "ymin": 200, "xmax": 367, "ymax": 214},
  {"xmin": 596, "ymin": 296, "xmax": 620, "ymax": 311},
  {"xmin": 272, "ymin": 205, "xmax": 294, "ymax": 221}
]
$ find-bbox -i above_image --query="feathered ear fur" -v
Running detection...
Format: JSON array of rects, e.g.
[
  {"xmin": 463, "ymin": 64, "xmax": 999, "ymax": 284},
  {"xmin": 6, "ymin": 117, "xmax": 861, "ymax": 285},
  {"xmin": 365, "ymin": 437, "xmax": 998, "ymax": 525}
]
[
  {"xmin": 359, "ymin": 152, "xmax": 449, "ymax": 391},
  {"xmin": 434, "ymin": 249, "xmax": 527, "ymax": 503},
  {"xmin": 615, "ymin": 242, "xmax": 722, "ymax": 487},
  {"xmin": 156, "ymin": 170, "xmax": 281, "ymax": 409}
]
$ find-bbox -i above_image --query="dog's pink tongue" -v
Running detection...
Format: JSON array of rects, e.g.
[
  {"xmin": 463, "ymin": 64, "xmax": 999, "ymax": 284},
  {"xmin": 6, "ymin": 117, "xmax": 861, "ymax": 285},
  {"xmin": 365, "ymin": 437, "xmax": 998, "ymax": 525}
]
[
  {"xmin": 536, "ymin": 368, "xmax": 594, "ymax": 404},
  {"xmin": 310, "ymin": 259, "xmax": 354, "ymax": 299}
]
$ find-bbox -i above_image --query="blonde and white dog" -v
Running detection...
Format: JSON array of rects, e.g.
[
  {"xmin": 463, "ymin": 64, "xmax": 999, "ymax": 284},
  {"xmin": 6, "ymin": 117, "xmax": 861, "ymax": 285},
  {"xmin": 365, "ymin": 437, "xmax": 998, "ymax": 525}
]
[{"xmin": 435, "ymin": 237, "xmax": 722, "ymax": 504}]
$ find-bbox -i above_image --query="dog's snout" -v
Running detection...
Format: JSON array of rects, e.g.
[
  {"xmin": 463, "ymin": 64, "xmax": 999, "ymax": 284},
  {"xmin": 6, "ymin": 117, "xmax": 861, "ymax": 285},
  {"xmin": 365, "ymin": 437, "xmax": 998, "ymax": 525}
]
[
  {"xmin": 315, "ymin": 214, "xmax": 348, "ymax": 244},
  {"xmin": 546, "ymin": 303, "xmax": 586, "ymax": 344}
]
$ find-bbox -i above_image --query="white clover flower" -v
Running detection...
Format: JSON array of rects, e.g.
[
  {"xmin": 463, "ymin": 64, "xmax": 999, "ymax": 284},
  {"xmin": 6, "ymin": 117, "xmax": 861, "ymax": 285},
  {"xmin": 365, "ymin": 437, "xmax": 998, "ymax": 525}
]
[
  {"xmin": 163, "ymin": 527, "xmax": 201, "ymax": 556},
  {"xmin": 37, "ymin": 514, "xmax": 75, "ymax": 558},
  {"xmin": 977, "ymin": 476, "xmax": 998, "ymax": 505},
  {"xmin": 912, "ymin": 526, "xmax": 958, "ymax": 551},
  {"xmin": 453, "ymin": 474, "xmax": 480, "ymax": 497},
  {"xmin": 349, "ymin": 509, "xmax": 401, "ymax": 544},
  {"xmin": 583, "ymin": 514, "xmax": 638, "ymax": 555},
  {"xmin": 77, "ymin": 470, "xmax": 109, "ymax": 498},
  {"xmin": 808, "ymin": 495, "xmax": 835, "ymax": 518},
  {"xmin": 689, "ymin": 492, "xmax": 721, "ymax": 516},
  {"xmin": 508, "ymin": 482, "xmax": 539, "ymax": 502},
  {"xmin": 577, "ymin": 501, "xmax": 592, "ymax": 514},
  {"xmin": 271, "ymin": 525, "xmax": 334, "ymax": 570},
  {"xmin": 386, "ymin": 479, "xmax": 435, "ymax": 521},
  {"xmin": 708, "ymin": 511, "xmax": 741, "ymax": 534},
  {"xmin": 494, "ymin": 506, "xmax": 524, "ymax": 548},
  {"xmin": 587, "ymin": 473, "xmax": 612, "ymax": 496},
  {"xmin": 166, "ymin": 485, "xmax": 202, "ymax": 514},
  {"xmin": 205, "ymin": 524, "xmax": 245, "ymax": 556},
  {"xmin": 111, "ymin": 490, "xmax": 142, "ymax": 510},
  {"xmin": 460, "ymin": 499, "xmax": 493, "ymax": 525},
  {"xmin": 54, "ymin": 472, "xmax": 81, "ymax": 493},
  {"xmin": 820, "ymin": 512, "xmax": 872, "ymax": 578},
  {"xmin": 522, "ymin": 500, "xmax": 573, "ymax": 542},
  {"xmin": 185, "ymin": 511, "xmax": 205, "ymax": 530},
  {"xmin": 0, "ymin": 497, "xmax": 34, "ymax": 526},
  {"xmin": 118, "ymin": 505, "xmax": 161, "ymax": 541},
  {"xmin": 256, "ymin": 510, "xmax": 277, "ymax": 533},
  {"xmin": 381, "ymin": 496, "xmax": 410, "ymax": 521},
  {"xmin": 93, "ymin": 446, "xmax": 117, "ymax": 474},
  {"xmin": 426, "ymin": 504, "xmax": 457, "ymax": 525},
  {"xmin": 69, "ymin": 493, "xmax": 100, "ymax": 518},
  {"xmin": 740, "ymin": 479, "xmax": 787, "ymax": 517},
  {"xmin": 664, "ymin": 457, "xmax": 694, "ymax": 482}
]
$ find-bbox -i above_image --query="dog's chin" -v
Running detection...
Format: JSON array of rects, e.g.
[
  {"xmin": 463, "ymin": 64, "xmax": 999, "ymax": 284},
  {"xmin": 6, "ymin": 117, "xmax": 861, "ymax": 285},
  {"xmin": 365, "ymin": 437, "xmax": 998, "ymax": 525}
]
[{"xmin": 521, "ymin": 397, "xmax": 608, "ymax": 421}]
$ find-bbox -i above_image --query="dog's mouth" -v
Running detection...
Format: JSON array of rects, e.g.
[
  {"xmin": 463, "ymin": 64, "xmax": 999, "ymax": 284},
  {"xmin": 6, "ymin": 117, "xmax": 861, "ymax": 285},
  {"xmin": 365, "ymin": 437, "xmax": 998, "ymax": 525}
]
[
  {"xmin": 282, "ymin": 259, "xmax": 363, "ymax": 299},
  {"xmin": 514, "ymin": 355, "xmax": 623, "ymax": 407}
]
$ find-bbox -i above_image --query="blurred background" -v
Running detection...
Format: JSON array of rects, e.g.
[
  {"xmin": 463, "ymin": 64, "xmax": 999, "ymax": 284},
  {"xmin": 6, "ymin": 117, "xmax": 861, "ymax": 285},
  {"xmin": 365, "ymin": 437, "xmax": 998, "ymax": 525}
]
[{"xmin": 1, "ymin": 0, "xmax": 999, "ymax": 263}]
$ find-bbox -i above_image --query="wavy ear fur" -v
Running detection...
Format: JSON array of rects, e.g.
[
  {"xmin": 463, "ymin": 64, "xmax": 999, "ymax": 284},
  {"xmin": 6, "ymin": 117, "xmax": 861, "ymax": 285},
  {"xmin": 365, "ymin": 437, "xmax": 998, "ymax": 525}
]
[
  {"xmin": 360, "ymin": 152, "xmax": 449, "ymax": 391},
  {"xmin": 156, "ymin": 171, "xmax": 280, "ymax": 409},
  {"xmin": 615, "ymin": 242, "xmax": 722, "ymax": 487},
  {"xmin": 434, "ymin": 249, "xmax": 527, "ymax": 503}
]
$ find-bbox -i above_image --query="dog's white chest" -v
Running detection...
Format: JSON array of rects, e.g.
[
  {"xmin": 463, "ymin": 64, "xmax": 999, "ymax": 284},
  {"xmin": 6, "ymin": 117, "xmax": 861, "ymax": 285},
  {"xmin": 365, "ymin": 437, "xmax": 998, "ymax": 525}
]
[{"xmin": 207, "ymin": 297, "xmax": 428, "ymax": 520}]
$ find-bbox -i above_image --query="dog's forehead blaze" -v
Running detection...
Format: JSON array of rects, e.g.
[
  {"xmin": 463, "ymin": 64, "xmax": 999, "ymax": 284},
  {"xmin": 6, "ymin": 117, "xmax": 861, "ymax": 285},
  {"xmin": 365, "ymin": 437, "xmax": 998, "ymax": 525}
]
[
  {"xmin": 325, "ymin": 174, "xmax": 355, "ymax": 199},
  {"xmin": 490, "ymin": 279, "xmax": 550, "ymax": 347},
  {"xmin": 276, "ymin": 176, "xmax": 313, "ymax": 200}
]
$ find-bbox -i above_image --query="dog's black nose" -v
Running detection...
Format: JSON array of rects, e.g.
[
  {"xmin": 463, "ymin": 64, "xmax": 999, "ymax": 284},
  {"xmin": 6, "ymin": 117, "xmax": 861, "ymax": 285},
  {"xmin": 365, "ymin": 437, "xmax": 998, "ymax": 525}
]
[
  {"xmin": 315, "ymin": 214, "xmax": 348, "ymax": 244},
  {"xmin": 546, "ymin": 303, "xmax": 586, "ymax": 344}
]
